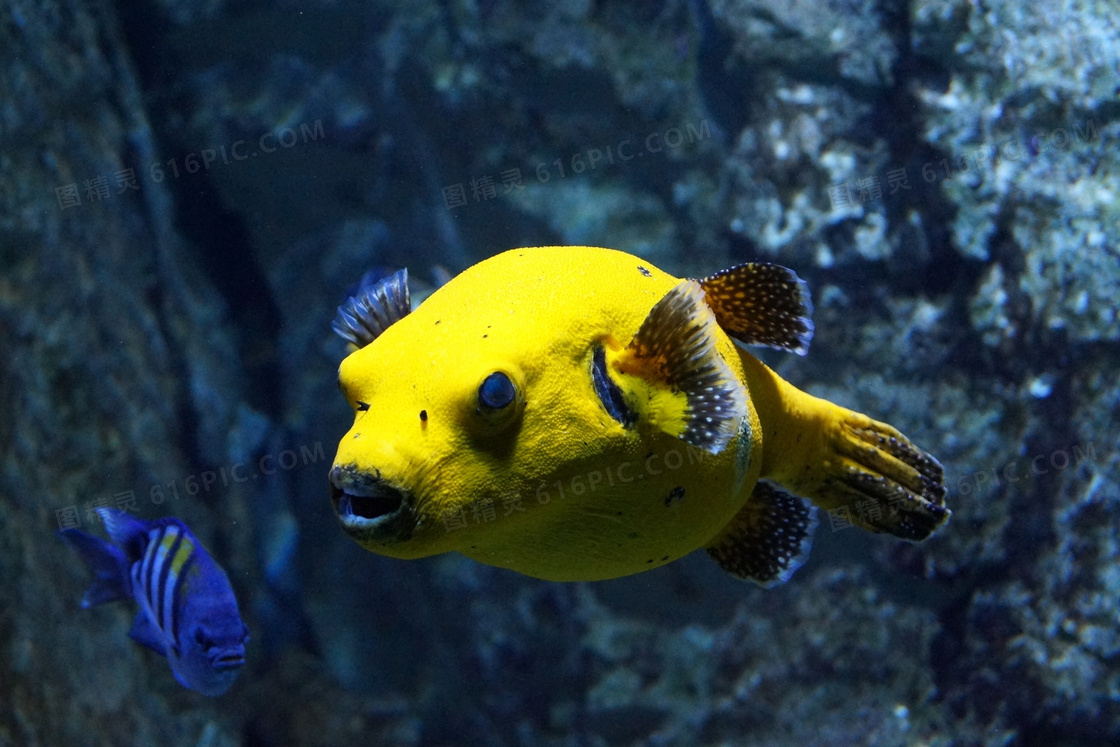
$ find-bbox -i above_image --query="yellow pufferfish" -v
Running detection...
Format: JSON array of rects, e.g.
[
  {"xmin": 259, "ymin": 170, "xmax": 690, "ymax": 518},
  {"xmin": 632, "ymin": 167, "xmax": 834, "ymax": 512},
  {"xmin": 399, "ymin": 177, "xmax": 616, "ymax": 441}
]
[{"xmin": 328, "ymin": 246, "xmax": 948, "ymax": 585}]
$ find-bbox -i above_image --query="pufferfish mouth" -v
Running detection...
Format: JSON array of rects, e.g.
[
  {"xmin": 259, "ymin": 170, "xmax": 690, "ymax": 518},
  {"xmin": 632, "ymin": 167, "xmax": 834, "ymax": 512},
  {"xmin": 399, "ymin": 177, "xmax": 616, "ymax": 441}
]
[{"xmin": 329, "ymin": 464, "xmax": 415, "ymax": 543}]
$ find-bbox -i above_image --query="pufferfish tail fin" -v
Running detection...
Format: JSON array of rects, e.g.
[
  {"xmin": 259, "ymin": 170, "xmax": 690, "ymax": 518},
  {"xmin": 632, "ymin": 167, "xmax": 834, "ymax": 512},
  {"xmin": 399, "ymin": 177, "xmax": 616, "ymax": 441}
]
[
  {"xmin": 751, "ymin": 369, "xmax": 949, "ymax": 541},
  {"xmin": 699, "ymin": 262, "xmax": 814, "ymax": 355},
  {"xmin": 615, "ymin": 280, "xmax": 748, "ymax": 454},
  {"xmin": 813, "ymin": 412, "xmax": 949, "ymax": 540}
]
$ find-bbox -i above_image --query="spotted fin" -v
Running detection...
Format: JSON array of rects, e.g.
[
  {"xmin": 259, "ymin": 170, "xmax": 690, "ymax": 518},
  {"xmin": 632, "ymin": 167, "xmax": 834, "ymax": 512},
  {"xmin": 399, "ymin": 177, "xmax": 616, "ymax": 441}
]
[
  {"xmin": 814, "ymin": 414, "xmax": 948, "ymax": 540},
  {"xmin": 332, "ymin": 269, "xmax": 411, "ymax": 351},
  {"xmin": 699, "ymin": 262, "xmax": 814, "ymax": 355},
  {"xmin": 616, "ymin": 280, "xmax": 747, "ymax": 454},
  {"xmin": 705, "ymin": 481, "xmax": 817, "ymax": 587}
]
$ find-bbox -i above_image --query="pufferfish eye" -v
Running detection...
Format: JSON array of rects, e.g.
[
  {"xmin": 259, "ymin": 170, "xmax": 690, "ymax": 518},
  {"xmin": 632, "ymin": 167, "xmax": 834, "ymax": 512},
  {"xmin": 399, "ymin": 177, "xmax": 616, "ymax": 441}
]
[{"xmin": 478, "ymin": 371, "xmax": 516, "ymax": 411}]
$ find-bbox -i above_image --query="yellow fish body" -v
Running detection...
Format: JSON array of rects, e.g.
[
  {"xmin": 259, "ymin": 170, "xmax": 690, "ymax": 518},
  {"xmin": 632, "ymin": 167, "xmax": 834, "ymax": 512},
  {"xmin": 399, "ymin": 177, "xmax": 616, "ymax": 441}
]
[{"xmin": 329, "ymin": 246, "xmax": 948, "ymax": 584}]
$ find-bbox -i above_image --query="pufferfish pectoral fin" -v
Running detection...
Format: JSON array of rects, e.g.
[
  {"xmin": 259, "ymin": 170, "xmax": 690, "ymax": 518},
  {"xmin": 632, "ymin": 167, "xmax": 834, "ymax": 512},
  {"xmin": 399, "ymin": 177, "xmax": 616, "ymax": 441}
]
[
  {"xmin": 332, "ymin": 269, "xmax": 411, "ymax": 352},
  {"xmin": 618, "ymin": 280, "xmax": 748, "ymax": 454},
  {"xmin": 705, "ymin": 481, "xmax": 818, "ymax": 587},
  {"xmin": 699, "ymin": 262, "xmax": 814, "ymax": 355}
]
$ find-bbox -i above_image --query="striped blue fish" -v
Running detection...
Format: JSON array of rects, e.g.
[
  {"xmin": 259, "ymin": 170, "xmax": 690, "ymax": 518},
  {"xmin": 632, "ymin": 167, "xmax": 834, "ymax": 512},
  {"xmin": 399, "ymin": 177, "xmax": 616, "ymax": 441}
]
[{"xmin": 58, "ymin": 508, "xmax": 248, "ymax": 696}]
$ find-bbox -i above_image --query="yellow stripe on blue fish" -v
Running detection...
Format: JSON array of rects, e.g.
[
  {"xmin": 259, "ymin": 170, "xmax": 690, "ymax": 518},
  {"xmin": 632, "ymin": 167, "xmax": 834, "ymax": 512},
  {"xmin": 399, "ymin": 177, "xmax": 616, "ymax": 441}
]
[
  {"xmin": 164, "ymin": 533, "xmax": 195, "ymax": 645},
  {"xmin": 57, "ymin": 509, "xmax": 248, "ymax": 696},
  {"xmin": 147, "ymin": 526, "xmax": 180, "ymax": 633}
]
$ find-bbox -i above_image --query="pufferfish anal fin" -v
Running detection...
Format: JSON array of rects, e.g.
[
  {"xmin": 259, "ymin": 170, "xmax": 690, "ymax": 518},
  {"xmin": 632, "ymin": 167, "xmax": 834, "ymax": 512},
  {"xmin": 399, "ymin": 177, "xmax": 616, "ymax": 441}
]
[
  {"xmin": 618, "ymin": 280, "xmax": 747, "ymax": 454},
  {"xmin": 705, "ymin": 480, "xmax": 818, "ymax": 587},
  {"xmin": 332, "ymin": 269, "xmax": 411, "ymax": 352},
  {"xmin": 699, "ymin": 262, "xmax": 814, "ymax": 355}
]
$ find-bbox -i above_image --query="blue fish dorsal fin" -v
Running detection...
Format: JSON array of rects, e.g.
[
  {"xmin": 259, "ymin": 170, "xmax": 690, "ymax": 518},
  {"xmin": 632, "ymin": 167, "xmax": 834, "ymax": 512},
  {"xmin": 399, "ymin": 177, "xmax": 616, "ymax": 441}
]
[
  {"xmin": 97, "ymin": 507, "xmax": 148, "ymax": 549},
  {"xmin": 698, "ymin": 262, "xmax": 814, "ymax": 355},
  {"xmin": 617, "ymin": 279, "xmax": 748, "ymax": 454},
  {"xmin": 332, "ymin": 268, "xmax": 411, "ymax": 351},
  {"xmin": 128, "ymin": 611, "xmax": 168, "ymax": 656}
]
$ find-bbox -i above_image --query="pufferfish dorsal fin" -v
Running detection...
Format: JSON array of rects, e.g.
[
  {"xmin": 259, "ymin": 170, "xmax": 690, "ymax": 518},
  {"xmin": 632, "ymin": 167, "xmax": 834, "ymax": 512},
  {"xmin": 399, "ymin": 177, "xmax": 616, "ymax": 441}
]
[
  {"xmin": 699, "ymin": 262, "xmax": 814, "ymax": 355},
  {"xmin": 705, "ymin": 480, "xmax": 818, "ymax": 587},
  {"xmin": 617, "ymin": 279, "xmax": 747, "ymax": 454},
  {"xmin": 332, "ymin": 269, "xmax": 411, "ymax": 351}
]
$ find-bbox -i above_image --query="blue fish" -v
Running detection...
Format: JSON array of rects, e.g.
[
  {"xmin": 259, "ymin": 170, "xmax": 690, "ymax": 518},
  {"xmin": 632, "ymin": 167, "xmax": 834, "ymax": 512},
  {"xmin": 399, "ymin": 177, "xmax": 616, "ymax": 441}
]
[{"xmin": 58, "ymin": 508, "xmax": 249, "ymax": 696}]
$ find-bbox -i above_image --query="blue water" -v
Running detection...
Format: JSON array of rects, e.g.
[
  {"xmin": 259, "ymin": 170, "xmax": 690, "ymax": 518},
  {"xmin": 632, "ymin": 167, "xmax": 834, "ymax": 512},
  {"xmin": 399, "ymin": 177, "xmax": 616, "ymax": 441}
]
[{"xmin": 3, "ymin": 1, "xmax": 1118, "ymax": 745}]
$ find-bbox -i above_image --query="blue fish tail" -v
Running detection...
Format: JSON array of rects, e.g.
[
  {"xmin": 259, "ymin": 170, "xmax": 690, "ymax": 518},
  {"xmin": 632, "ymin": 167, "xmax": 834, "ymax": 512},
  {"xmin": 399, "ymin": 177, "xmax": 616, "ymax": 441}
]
[{"xmin": 57, "ymin": 528, "xmax": 131, "ymax": 608}]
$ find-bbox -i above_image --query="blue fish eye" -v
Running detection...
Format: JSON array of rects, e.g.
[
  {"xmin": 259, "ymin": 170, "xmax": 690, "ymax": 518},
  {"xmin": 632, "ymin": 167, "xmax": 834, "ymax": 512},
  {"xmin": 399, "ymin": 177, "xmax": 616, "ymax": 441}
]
[{"xmin": 478, "ymin": 372, "xmax": 516, "ymax": 410}]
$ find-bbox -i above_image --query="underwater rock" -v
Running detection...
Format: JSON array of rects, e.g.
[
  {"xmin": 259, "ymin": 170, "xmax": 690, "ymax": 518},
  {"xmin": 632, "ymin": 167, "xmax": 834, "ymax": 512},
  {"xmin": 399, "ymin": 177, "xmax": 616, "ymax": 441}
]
[
  {"xmin": 4, "ymin": 0, "xmax": 1118, "ymax": 743},
  {"xmin": 578, "ymin": 565, "xmax": 949, "ymax": 744},
  {"xmin": 911, "ymin": 0, "xmax": 1120, "ymax": 342},
  {"xmin": 0, "ymin": 0, "xmax": 252, "ymax": 743}
]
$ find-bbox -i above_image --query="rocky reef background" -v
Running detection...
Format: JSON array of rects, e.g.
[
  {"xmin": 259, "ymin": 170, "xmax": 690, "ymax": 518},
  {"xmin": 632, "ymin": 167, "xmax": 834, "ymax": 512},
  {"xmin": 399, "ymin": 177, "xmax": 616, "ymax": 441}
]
[{"xmin": 1, "ymin": 0, "xmax": 1117, "ymax": 744}]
